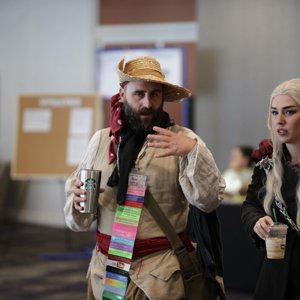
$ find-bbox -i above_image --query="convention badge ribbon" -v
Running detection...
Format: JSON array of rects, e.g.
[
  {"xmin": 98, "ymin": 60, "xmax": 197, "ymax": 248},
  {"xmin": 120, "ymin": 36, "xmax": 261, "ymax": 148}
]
[{"xmin": 103, "ymin": 169, "xmax": 147, "ymax": 300}]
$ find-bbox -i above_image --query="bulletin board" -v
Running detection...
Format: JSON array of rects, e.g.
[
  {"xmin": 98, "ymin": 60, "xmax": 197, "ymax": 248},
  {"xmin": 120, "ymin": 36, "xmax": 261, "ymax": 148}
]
[{"xmin": 11, "ymin": 94, "xmax": 100, "ymax": 179}]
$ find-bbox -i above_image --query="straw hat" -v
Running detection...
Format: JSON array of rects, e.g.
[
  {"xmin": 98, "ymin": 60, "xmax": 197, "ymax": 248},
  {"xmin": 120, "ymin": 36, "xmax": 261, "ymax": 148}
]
[{"xmin": 118, "ymin": 56, "xmax": 191, "ymax": 102}]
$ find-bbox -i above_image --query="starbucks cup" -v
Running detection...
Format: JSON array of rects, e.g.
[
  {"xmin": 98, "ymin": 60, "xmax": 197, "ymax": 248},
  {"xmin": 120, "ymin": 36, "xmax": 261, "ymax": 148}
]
[
  {"xmin": 79, "ymin": 169, "xmax": 101, "ymax": 215},
  {"xmin": 265, "ymin": 222, "xmax": 288, "ymax": 259}
]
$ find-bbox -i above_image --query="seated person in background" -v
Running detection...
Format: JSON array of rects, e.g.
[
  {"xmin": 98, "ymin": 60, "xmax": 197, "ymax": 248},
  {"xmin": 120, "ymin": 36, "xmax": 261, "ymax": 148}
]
[{"xmin": 222, "ymin": 145, "xmax": 254, "ymax": 203}]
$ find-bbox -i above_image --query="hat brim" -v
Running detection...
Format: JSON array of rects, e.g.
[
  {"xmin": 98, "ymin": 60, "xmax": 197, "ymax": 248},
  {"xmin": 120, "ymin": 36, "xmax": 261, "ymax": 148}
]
[{"xmin": 118, "ymin": 70, "xmax": 191, "ymax": 103}]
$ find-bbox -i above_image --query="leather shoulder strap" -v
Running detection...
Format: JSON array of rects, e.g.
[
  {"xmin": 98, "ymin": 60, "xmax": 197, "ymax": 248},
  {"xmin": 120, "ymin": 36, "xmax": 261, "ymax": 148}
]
[
  {"xmin": 144, "ymin": 190, "xmax": 185, "ymax": 251},
  {"xmin": 145, "ymin": 190, "xmax": 201, "ymax": 276}
]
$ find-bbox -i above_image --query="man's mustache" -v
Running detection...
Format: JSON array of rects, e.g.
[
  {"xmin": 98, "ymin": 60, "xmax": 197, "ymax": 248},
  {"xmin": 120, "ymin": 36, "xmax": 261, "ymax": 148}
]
[{"xmin": 138, "ymin": 108, "xmax": 154, "ymax": 115}]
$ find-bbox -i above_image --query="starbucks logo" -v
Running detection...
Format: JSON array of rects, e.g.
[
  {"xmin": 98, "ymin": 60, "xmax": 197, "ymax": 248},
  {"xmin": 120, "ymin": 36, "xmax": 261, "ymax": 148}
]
[{"xmin": 84, "ymin": 178, "xmax": 97, "ymax": 191}]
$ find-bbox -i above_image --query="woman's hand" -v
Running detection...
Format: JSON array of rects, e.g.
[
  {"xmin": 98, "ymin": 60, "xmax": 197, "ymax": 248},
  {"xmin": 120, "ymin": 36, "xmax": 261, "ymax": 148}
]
[
  {"xmin": 147, "ymin": 126, "xmax": 197, "ymax": 158},
  {"xmin": 72, "ymin": 178, "xmax": 104, "ymax": 212},
  {"xmin": 253, "ymin": 216, "xmax": 274, "ymax": 240}
]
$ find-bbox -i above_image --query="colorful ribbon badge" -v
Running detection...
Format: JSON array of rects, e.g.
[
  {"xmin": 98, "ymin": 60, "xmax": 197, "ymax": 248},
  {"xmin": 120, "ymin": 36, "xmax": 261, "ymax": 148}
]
[{"xmin": 103, "ymin": 169, "xmax": 147, "ymax": 300}]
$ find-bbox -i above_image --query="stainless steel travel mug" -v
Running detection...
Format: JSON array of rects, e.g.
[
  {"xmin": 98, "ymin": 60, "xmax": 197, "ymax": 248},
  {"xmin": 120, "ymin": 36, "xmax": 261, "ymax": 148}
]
[{"xmin": 79, "ymin": 169, "xmax": 101, "ymax": 214}]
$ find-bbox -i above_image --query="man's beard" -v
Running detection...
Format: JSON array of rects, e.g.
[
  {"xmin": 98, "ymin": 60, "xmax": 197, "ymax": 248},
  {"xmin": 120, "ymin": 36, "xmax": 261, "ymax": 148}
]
[{"xmin": 122, "ymin": 101, "xmax": 165, "ymax": 131}]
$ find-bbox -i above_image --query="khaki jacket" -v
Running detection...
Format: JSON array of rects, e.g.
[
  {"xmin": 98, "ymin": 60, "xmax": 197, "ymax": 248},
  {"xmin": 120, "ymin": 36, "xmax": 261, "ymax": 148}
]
[{"xmin": 64, "ymin": 125, "xmax": 225, "ymax": 300}]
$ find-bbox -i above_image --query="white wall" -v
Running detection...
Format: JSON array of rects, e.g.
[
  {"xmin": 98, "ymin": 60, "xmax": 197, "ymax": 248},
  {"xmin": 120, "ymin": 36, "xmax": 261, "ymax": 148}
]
[
  {"xmin": 0, "ymin": 0, "xmax": 98, "ymax": 226},
  {"xmin": 196, "ymin": 0, "xmax": 300, "ymax": 170},
  {"xmin": 2, "ymin": 0, "xmax": 300, "ymax": 226}
]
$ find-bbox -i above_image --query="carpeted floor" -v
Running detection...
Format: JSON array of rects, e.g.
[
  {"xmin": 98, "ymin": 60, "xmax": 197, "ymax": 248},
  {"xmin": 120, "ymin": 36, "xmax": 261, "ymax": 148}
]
[
  {"xmin": 0, "ymin": 221, "xmax": 252, "ymax": 300},
  {"xmin": 0, "ymin": 221, "xmax": 94, "ymax": 300}
]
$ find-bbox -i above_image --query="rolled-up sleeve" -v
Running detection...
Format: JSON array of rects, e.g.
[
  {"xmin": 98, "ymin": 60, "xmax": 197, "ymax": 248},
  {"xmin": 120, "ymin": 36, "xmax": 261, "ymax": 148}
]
[{"xmin": 179, "ymin": 134, "xmax": 225, "ymax": 213}]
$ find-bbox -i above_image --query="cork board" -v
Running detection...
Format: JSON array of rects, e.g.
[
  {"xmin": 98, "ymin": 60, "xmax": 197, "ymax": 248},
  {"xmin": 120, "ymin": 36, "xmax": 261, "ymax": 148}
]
[{"xmin": 12, "ymin": 94, "xmax": 100, "ymax": 179}]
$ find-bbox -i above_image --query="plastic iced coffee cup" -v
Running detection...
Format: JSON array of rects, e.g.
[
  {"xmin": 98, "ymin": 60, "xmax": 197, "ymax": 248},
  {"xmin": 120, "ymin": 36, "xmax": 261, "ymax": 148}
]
[
  {"xmin": 79, "ymin": 169, "xmax": 101, "ymax": 215},
  {"xmin": 265, "ymin": 222, "xmax": 288, "ymax": 259}
]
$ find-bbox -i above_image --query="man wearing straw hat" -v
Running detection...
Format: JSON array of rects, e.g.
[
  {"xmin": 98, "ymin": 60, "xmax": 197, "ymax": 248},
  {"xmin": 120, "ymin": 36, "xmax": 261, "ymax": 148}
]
[{"xmin": 64, "ymin": 56, "xmax": 225, "ymax": 299}]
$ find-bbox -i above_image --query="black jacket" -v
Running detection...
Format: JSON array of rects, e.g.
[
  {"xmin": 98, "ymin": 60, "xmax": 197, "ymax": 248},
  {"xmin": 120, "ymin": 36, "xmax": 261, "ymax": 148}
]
[
  {"xmin": 241, "ymin": 156, "xmax": 300, "ymax": 300},
  {"xmin": 186, "ymin": 205, "xmax": 224, "ymax": 280}
]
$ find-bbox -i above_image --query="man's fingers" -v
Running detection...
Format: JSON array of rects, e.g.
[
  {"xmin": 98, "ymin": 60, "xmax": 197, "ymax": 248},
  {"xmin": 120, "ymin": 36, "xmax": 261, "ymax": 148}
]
[
  {"xmin": 73, "ymin": 194, "xmax": 85, "ymax": 211},
  {"xmin": 147, "ymin": 134, "xmax": 169, "ymax": 142},
  {"xmin": 73, "ymin": 186, "xmax": 86, "ymax": 196},
  {"xmin": 153, "ymin": 126, "xmax": 173, "ymax": 136},
  {"xmin": 147, "ymin": 141, "xmax": 170, "ymax": 149},
  {"xmin": 74, "ymin": 179, "xmax": 83, "ymax": 187}
]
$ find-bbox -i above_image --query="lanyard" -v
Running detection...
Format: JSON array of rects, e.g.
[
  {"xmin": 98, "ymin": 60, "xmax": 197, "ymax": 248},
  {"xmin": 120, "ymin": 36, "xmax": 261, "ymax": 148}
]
[{"xmin": 103, "ymin": 169, "xmax": 147, "ymax": 300}]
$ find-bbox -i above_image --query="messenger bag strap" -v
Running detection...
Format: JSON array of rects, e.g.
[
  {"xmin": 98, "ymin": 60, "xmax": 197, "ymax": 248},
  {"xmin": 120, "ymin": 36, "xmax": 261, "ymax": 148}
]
[
  {"xmin": 145, "ymin": 190, "xmax": 183, "ymax": 251},
  {"xmin": 144, "ymin": 190, "xmax": 200, "ymax": 277}
]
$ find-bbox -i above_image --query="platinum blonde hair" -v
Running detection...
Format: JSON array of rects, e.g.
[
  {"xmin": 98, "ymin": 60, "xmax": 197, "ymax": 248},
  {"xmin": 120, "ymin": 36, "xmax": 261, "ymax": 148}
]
[{"xmin": 264, "ymin": 78, "xmax": 300, "ymax": 227}]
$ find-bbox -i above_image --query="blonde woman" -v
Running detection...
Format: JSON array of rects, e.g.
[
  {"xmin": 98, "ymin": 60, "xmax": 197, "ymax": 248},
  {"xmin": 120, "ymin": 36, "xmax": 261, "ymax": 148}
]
[{"xmin": 241, "ymin": 78, "xmax": 300, "ymax": 300}]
